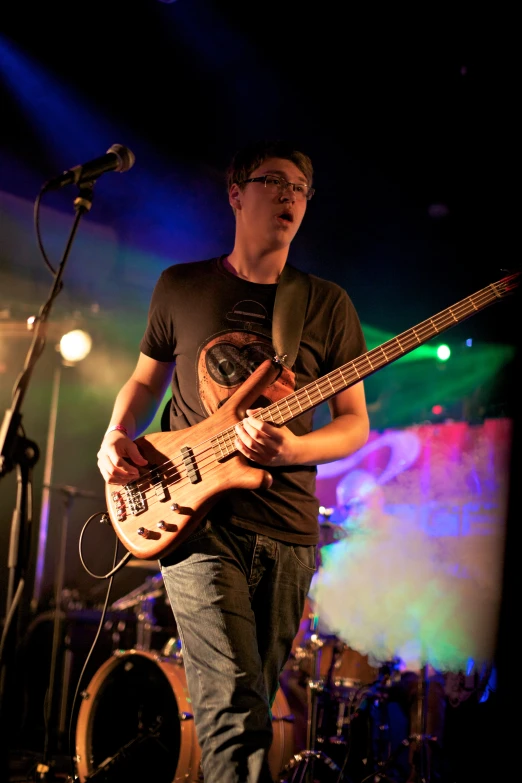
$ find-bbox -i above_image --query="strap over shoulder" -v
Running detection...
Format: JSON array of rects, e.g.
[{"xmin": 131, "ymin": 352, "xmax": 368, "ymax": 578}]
[{"xmin": 272, "ymin": 264, "xmax": 311, "ymax": 370}]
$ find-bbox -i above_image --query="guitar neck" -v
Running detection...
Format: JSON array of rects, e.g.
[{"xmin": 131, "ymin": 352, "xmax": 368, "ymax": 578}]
[{"xmin": 255, "ymin": 274, "xmax": 518, "ymax": 428}]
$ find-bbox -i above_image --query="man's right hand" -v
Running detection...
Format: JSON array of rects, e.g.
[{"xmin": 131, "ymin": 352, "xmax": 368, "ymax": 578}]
[{"xmin": 97, "ymin": 430, "xmax": 148, "ymax": 484}]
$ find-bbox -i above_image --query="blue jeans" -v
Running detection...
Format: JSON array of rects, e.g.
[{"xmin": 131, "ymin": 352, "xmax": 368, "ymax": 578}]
[{"xmin": 160, "ymin": 519, "xmax": 316, "ymax": 783}]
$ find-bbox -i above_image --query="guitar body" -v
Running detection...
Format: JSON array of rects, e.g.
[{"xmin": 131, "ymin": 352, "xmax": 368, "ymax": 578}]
[{"xmin": 105, "ymin": 360, "xmax": 279, "ymax": 559}]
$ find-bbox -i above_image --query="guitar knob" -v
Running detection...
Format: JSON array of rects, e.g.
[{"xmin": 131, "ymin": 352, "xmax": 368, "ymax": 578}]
[
  {"xmin": 170, "ymin": 503, "xmax": 181, "ymax": 513},
  {"xmin": 157, "ymin": 521, "xmax": 178, "ymax": 532},
  {"xmin": 137, "ymin": 527, "xmax": 150, "ymax": 538}
]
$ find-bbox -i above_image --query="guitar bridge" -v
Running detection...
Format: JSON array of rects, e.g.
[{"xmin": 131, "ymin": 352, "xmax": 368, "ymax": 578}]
[{"xmin": 123, "ymin": 482, "xmax": 146, "ymax": 515}]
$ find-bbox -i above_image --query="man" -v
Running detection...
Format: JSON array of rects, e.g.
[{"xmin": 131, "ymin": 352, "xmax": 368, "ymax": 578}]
[{"xmin": 96, "ymin": 140, "xmax": 369, "ymax": 782}]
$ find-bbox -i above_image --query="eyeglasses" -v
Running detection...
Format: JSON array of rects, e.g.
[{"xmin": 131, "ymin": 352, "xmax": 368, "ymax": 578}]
[{"xmin": 241, "ymin": 174, "xmax": 315, "ymax": 201}]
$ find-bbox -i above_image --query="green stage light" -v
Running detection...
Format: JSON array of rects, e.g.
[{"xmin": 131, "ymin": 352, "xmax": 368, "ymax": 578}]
[{"xmin": 436, "ymin": 344, "xmax": 451, "ymax": 361}]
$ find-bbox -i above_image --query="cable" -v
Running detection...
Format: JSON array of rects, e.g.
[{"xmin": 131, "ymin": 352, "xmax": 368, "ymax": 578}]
[
  {"xmin": 33, "ymin": 187, "xmax": 60, "ymax": 278},
  {"xmin": 63, "ymin": 529, "xmax": 122, "ymax": 782},
  {"xmin": 78, "ymin": 512, "xmax": 131, "ymax": 579}
]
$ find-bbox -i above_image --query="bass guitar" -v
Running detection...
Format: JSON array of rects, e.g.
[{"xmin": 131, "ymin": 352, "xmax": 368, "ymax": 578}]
[{"xmin": 105, "ymin": 272, "xmax": 518, "ymax": 560}]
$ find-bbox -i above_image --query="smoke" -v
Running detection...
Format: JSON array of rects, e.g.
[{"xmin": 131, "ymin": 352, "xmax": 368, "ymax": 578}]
[{"xmin": 311, "ymin": 463, "xmax": 507, "ymax": 673}]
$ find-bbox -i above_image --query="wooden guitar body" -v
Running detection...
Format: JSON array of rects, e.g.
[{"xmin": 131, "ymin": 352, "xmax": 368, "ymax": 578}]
[{"xmin": 105, "ymin": 359, "xmax": 278, "ymax": 559}]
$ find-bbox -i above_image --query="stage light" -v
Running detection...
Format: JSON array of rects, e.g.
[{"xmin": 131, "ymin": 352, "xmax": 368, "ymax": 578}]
[
  {"xmin": 59, "ymin": 329, "xmax": 92, "ymax": 364},
  {"xmin": 436, "ymin": 344, "xmax": 451, "ymax": 361},
  {"xmin": 431, "ymin": 404, "xmax": 444, "ymax": 415}
]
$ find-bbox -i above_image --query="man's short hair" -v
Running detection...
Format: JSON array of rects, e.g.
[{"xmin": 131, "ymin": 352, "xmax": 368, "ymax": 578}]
[{"xmin": 226, "ymin": 139, "xmax": 314, "ymax": 191}]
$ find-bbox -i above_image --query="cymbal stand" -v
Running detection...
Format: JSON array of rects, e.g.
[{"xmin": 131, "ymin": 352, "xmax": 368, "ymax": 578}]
[
  {"xmin": 406, "ymin": 663, "xmax": 437, "ymax": 783},
  {"xmin": 363, "ymin": 662, "xmax": 438, "ymax": 783},
  {"xmin": 280, "ymin": 632, "xmax": 342, "ymax": 783},
  {"xmin": 111, "ymin": 573, "xmax": 164, "ymax": 653},
  {"xmin": 134, "ymin": 596, "xmax": 157, "ymax": 652}
]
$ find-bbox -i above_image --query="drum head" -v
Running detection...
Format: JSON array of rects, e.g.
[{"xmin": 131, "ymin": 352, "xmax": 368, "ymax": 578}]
[{"xmin": 77, "ymin": 652, "xmax": 186, "ymax": 783}]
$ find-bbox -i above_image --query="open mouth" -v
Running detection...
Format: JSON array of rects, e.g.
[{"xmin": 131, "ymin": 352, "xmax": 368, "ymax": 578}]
[{"xmin": 276, "ymin": 210, "xmax": 293, "ymax": 223}]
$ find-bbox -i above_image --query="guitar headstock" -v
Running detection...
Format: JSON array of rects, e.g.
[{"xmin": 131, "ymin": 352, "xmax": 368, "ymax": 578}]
[{"xmin": 497, "ymin": 271, "xmax": 520, "ymax": 296}]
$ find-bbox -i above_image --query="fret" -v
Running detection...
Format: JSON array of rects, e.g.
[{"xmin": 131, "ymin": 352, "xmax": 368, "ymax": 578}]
[
  {"xmin": 395, "ymin": 336, "xmax": 406, "ymax": 354},
  {"xmin": 303, "ymin": 387, "xmax": 314, "ymax": 406}
]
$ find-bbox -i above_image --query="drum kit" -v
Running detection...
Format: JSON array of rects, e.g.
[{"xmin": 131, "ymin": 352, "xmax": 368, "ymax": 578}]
[{"xmin": 72, "ymin": 516, "xmax": 434, "ymax": 783}]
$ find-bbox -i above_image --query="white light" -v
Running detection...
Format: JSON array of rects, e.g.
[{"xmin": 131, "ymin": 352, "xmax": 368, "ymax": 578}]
[
  {"xmin": 59, "ymin": 329, "xmax": 92, "ymax": 363},
  {"xmin": 436, "ymin": 344, "xmax": 451, "ymax": 361}
]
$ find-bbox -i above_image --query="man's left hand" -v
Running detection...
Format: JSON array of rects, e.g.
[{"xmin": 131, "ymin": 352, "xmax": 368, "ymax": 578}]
[{"xmin": 234, "ymin": 408, "xmax": 298, "ymax": 466}]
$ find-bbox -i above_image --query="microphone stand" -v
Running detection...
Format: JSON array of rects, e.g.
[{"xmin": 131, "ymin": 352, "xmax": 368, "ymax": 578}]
[{"xmin": 0, "ymin": 181, "xmax": 95, "ymax": 779}]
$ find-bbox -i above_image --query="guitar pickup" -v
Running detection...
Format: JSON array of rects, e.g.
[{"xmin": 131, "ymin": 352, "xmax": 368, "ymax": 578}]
[
  {"xmin": 180, "ymin": 446, "xmax": 200, "ymax": 485},
  {"xmin": 149, "ymin": 463, "xmax": 168, "ymax": 502},
  {"xmin": 155, "ymin": 485, "xmax": 167, "ymax": 501}
]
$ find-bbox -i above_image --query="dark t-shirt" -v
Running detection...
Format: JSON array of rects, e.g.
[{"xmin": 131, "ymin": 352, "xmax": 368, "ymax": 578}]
[{"xmin": 139, "ymin": 256, "xmax": 367, "ymax": 545}]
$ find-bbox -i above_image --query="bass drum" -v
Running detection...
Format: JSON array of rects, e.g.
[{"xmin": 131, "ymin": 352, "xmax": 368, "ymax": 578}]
[{"xmin": 75, "ymin": 649, "xmax": 294, "ymax": 782}]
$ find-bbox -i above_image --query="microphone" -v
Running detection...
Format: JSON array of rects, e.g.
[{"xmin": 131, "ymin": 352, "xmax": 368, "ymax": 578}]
[{"xmin": 43, "ymin": 143, "xmax": 135, "ymax": 191}]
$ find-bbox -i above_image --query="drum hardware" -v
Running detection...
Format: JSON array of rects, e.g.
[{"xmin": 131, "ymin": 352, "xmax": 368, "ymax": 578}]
[
  {"xmin": 280, "ymin": 749, "xmax": 342, "ymax": 782},
  {"xmin": 279, "ymin": 630, "xmax": 343, "ymax": 783},
  {"xmin": 286, "ymin": 594, "xmax": 448, "ymax": 782},
  {"xmin": 328, "ymin": 681, "xmax": 373, "ymax": 746},
  {"xmin": 355, "ymin": 663, "xmax": 441, "ymax": 783},
  {"xmin": 162, "ymin": 636, "xmax": 183, "ymax": 661},
  {"xmin": 111, "ymin": 573, "xmax": 166, "ymax": 653},
  {"xmin": 102, "ymin": 616, "xmax": 130, "ymax": 650},
  {"xmin": 405, "ymin": 663, "xmax": 438, "ymax": 783},
  {"xmin": 283, "ymin": 596, "xmax": 392, "ymax": 782},
  {"xmin": 110, "ymin": 573, "xmax": 164, "ymax": 612},
  {"xmin": 80, "ymin": 719, "xmax": 162, "ymax": 781},
  {"xmin": 134, "ymin": 597, "xmax": 161, "ymax": 652}
]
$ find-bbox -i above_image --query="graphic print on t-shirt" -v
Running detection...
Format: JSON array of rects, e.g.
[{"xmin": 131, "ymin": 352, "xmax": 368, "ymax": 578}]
[{"xmin": 197, "ymin": 299, "xmax": 295, "ymax": 417}]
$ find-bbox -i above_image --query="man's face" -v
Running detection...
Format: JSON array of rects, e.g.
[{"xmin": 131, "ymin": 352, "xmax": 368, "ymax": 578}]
[{"xmin": 229, "ymin": 157, "xmax": 310, "ymax": 250}]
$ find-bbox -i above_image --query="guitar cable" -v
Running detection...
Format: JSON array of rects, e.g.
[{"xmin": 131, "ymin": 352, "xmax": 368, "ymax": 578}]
[
  {"xmin": 55, "ymin": 512, "xmax": 130, "ymax": 781},
  {"xmin": 78, "ymin": 511, "xmax": 132, "ymax": 579}
]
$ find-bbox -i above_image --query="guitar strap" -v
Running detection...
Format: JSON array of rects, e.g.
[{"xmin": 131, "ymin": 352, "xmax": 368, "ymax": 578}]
[{"xmin": 272, "ymin": 263, "xmax": 311, "ymax": 370}]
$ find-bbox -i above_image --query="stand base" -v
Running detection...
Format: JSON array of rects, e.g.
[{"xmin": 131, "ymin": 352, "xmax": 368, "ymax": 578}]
[{"xmin": 279, "ymin": 749, "xmax": 343, "ymax": 783}]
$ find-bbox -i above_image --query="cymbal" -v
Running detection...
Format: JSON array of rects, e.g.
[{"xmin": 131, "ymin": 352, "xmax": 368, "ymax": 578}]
[{"xmin": 126, "ymin": 558, "xmax": 160, "ymax": 570}]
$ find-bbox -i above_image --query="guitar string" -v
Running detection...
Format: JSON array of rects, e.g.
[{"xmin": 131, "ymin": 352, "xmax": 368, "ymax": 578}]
[
  {"xmin": 112, "ymin": 281, "xmax": 514, "ymax": 518},
  {"xmin": 118, "ymin": 281, "xmax": 513, "ymax": 510}
]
